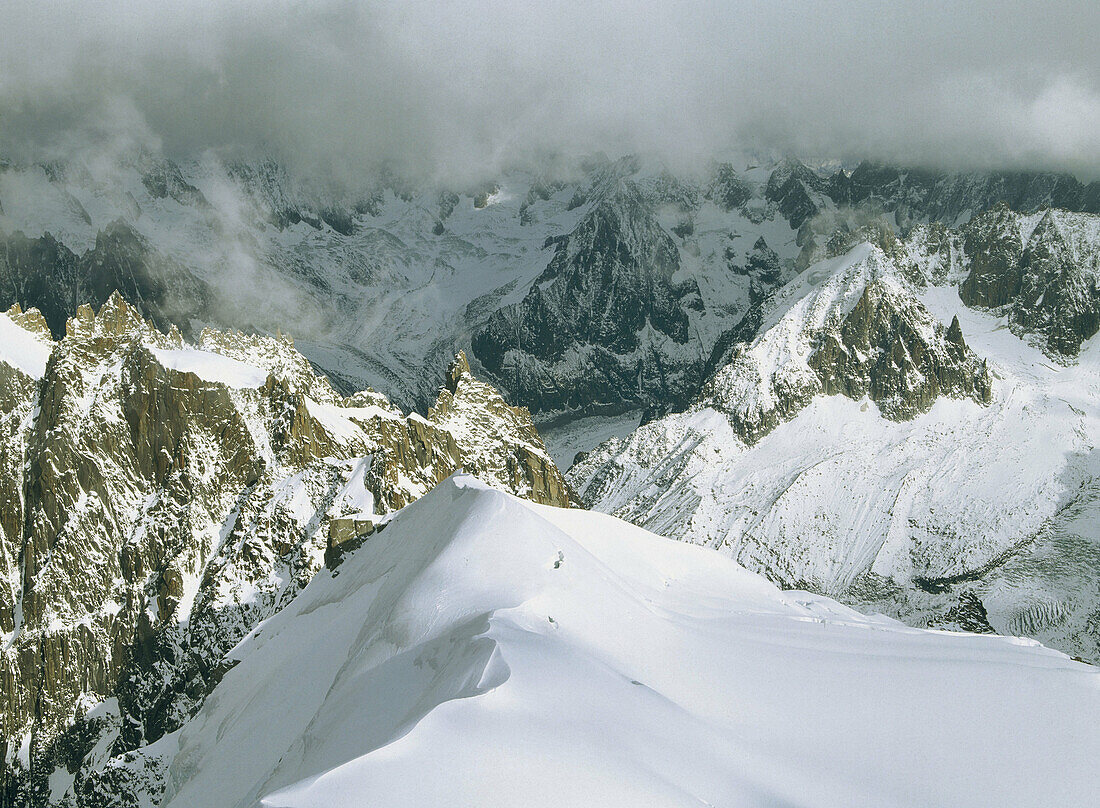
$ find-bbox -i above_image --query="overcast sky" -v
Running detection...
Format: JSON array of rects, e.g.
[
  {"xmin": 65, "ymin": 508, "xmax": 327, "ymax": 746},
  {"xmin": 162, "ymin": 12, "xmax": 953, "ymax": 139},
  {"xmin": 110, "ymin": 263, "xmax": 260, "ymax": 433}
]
[{"xmin": 2, "ymin": 0, "xmax": 1098, "ymax": 182}]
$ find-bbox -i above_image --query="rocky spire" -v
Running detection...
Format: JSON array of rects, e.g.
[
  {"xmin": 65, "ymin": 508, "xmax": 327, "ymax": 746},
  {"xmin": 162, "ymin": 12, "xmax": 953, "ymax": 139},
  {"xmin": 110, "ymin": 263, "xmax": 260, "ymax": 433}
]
[
  {"xmin": 0, "ymin": 301, "xmax": 570, "ymax": 805},
  {"xmin": 445, "ymin": 350, "xmax": 472, "ymax": 393},
  {"xmin": 946, "ymin": 315, "xmax": 967, "ymax": 350}
]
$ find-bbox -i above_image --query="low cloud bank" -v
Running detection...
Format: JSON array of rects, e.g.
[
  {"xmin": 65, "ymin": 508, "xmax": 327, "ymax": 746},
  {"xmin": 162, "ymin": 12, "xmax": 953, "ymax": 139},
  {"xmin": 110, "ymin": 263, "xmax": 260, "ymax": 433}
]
[{"xmin": 1, "ymin": 1, "xmax": 1098, "ymax": 182}]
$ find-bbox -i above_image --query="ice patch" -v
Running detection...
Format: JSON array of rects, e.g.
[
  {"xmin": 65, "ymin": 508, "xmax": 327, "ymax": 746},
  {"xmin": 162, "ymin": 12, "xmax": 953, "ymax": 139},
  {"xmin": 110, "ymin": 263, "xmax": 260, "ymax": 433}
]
[
  {"xmin": 149, "ymin": 346, "xmax": 269, "ymax": 388},
  {"xmin": 0, "ymin": 312, "xmax": 53, "ymax": 378}
]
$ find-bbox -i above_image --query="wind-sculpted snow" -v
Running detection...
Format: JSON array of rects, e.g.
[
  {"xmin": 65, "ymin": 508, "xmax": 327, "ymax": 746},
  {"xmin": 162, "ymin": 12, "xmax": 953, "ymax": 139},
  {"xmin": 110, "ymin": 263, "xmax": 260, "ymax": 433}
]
[
  {"xmin": 146, "ymin": 475, "xmax": 1099, "ymax": 807},
  {"xmin": 571, "ymin": 232, "xmax": 1100, "ymax": 664},
  {"xmin": 147, "ymin": 346, "xmax": 270, "ymax": 388},
  {"xmin": 0, "ymin": 297, "xmax": 569, "ymax": 806},
  {"xmin": 0, "ymin": 304, "xmax": 52, "ymax": 378}
]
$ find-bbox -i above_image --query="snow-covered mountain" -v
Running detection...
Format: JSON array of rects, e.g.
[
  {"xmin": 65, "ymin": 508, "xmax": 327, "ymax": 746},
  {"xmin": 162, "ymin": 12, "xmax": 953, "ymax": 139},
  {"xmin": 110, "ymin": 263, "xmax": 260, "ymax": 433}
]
[
  {"xmin": 58, "ymin": 475, "xmax": 1100, "ymax": 807},
  {"xmin": 570, "ymin": 207, "xmax": 1100, "ymax": 663},
  {"xmin": 6, "ymin": 150, "xmax": 1100, "ymax": 805},
  {"xmin": 0, "ymin": 296, "xmax": 569, "ymax": 804},
  {"xmin": 3, "ymin": 151, "xmax": 1098, "ymax": 441}
]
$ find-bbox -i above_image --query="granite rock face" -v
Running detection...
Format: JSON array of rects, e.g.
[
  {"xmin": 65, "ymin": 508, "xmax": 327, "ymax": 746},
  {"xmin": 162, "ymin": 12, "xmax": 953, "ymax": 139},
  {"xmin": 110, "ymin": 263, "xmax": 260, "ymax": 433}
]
[
  {"xmin": 700, "ymin": 244, "xmax": 992, "ymax": 445},
  {"xmin": 764, "ymin": 158, "xmax": 829, "ymax": 229},
  {"xmin": 808, "ymin": 284, "xmax": 992, "ymax": 419},
  {"xmin": 0, "ymin": 296, "xmax": 568, "ymax": 806},
  {"xmin": 0, "ymin": 222, "xmax": 208, "ymax": 339},
  {"xmin": 959, "ymin": 206, "xmax": 1100, "ymax": 357},
  {"xmin": 472, "ymin": 180, "xmax": 706, "ymax": 417}
]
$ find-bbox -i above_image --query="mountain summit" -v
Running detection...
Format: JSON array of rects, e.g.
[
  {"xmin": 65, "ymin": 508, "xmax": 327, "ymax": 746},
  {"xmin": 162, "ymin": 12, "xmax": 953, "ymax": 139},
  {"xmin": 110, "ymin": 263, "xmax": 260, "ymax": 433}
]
[{"xmin": 95, "ymin": 476, "xmax": 1100, "ymax": 807}]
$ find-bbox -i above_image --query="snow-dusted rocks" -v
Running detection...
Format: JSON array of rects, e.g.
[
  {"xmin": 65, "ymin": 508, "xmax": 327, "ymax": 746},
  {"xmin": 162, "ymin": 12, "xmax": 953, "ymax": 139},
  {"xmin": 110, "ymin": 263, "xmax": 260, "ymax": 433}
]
[
  {"xmin": 0, "ymin": 296, "xmax": 568, "ymax": 804},
  {"xmin": 143, "ymin": 476, "xmax": 1100, "ymax": 807},
  {"xmin": 959, "ymin": 205, "xmax": 1100, "ymax": 356},
  {"xmin": 4, "ymin": 150, "xmax": 1097, "ymax": 438},
  {"xmin": 698, "ymin": 243, "xmax": 991, "ymax": 444},
  {"xmin": 472, "ymin": 180, "xmax": 708, "ymax": 417}
]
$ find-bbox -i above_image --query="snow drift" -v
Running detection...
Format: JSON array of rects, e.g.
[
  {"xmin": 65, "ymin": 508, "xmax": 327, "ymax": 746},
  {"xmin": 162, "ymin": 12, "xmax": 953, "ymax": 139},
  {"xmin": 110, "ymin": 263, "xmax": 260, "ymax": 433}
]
[{"xmin": 156, "ymin": 474, "xmax": 1100, "ymax": 808}]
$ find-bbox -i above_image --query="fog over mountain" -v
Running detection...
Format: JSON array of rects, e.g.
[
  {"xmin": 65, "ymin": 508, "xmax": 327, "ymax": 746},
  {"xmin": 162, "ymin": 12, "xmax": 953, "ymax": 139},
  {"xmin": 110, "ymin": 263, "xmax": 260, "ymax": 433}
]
[
  {"xmin": 2, "ymin": 0, "xmax": 1099, "ymax": 183},
  {"xmin": 6, "ymin": 4, "xmax": 1100, "ymax": 807}
]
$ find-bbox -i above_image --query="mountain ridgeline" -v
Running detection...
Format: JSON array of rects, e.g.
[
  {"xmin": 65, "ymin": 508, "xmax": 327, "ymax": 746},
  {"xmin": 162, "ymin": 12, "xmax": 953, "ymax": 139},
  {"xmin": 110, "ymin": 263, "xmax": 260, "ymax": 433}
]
[
  {"xmin": 472, "ymin": 181, "xmax": 704, "ymax": 416},
  {"xmin": 569, "ymin": 205, "xmax": 1100, "ymax": 668},
  {"xmin": 5, "ymin": 151, "xmax": 1100, "ymax": 806},
  {"xmin": 0, "ymin": 295, "xmax": 568, "ymax": 806},
  {"xmin": 3, "ymin": 152, "xmax": 1099, "ymax": 426}
]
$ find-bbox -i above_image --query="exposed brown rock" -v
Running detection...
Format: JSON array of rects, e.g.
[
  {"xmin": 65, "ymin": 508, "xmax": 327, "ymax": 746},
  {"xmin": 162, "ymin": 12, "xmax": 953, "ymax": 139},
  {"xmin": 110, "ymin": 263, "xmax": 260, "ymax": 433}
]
[{"xmin": 0, "ymin": 297, "xmax": 569, "ymax": 804}]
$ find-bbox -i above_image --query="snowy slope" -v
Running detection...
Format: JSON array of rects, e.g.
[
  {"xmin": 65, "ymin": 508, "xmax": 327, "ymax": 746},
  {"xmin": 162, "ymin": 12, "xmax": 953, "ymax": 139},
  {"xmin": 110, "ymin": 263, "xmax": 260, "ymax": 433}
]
[
  {"xmin": 0, "ymin": 305, "xmax": 53, "ymax": 377},
  {"xmin": 570, "ymin": 234, "xmax": 1100, "ymax": 662},
  {"xmin": 154, "ymin": 474, "xmax": 1100, "ymax": 808}
]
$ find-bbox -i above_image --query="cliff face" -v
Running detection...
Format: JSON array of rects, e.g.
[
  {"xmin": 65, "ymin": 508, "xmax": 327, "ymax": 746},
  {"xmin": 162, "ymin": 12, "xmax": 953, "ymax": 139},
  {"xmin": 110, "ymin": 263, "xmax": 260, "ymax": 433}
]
[
  {"xmin": 0, "ymin": 295, "xmax": 568, "ymax": 806},
  {"xmin": 471, "ymin": 181, "xmax": 706, "ymax": 418},
  {"xmin": 959, "ymin": 206, "xmax": 1100, "ymax": 357}
]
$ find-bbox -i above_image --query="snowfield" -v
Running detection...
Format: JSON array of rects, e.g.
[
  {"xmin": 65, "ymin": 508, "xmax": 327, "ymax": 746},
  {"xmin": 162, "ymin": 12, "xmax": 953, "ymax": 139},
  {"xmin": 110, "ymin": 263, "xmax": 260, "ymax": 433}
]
[
  {"xmin": 0, "ymin": 308, "xmax": 53, "ymax": 378},
  {"xmin": 148, "ymin": 346, "xmax": 271, "ymax": 388},
  {"xmin": 157, "ymin": 475, "xmax": 1100, "ymax": 808},
  {"xmin": 569, "ymin": 238, "xmax": 1100, "ymax": 663}
]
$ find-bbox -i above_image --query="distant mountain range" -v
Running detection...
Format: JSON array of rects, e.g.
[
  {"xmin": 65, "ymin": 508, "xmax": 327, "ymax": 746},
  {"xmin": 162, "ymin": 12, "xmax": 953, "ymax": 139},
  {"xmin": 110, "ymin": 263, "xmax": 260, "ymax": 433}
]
[{"xmin": 4, "ymin": 151, "xmax": 1100, "ymax": 806}]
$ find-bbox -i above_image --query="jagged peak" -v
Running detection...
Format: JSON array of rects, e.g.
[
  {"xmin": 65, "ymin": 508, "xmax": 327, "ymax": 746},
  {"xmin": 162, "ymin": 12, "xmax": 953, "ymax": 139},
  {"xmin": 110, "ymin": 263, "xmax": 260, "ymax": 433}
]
[
  {"xmin": 435, "ymin": 351, "xmax": 513, "ymax": 416},
  {"xmin": 430, "ymin": 351, "xmax": 547, "ymax": 454},
  {"xmin": 766, "ymin": 157, "xmax": 825, "ymax": 193},
  {"xmin": 64, "ymin": 290, "xmax": 159, "ymax": 342},
  {"xmin": 50, "ymin": 293, "xmax": 341, "ymax": 400},
  {"xmin": 1025, "ymin": 207, "xmax": 1100, "ymax": 258},
  {"xmin": 166, "ymin": 323, "xmax": 185, "ymax": 347},
  {"xmin": 445, "ymin": 350, "xmax": 472, "ymax": 393},
  {"xmin": 700, "ymin": 242, "xmax": 991, "ymax": 443},
  {"xmin": 947, "ymin": 314, "xmax": 967, "ymax": 350},
  {"xmin": 965, "ymin": 200, "xmax": 1025, "ymax": 239},
  {"xmin": 825, "ymin": 219, "xmax": 898, "ymax": 260},
  {"xmin": 4, "ymin": 303, "xmax": 52, "ymax": 341}
]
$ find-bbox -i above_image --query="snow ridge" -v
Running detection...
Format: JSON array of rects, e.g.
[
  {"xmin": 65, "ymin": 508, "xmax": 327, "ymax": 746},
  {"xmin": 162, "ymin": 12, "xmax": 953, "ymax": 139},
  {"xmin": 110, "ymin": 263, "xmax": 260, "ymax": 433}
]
[{"xmin": 156, "ymin": 475, "xmax": 1100, "ymax": 808}]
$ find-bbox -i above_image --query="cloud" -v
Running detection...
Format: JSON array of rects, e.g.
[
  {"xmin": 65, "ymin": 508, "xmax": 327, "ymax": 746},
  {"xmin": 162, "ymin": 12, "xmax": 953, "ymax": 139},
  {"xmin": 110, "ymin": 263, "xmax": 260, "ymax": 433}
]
[{"xmin": 1, "ymin": 0, "xmax": 1098, "ymax": 182}]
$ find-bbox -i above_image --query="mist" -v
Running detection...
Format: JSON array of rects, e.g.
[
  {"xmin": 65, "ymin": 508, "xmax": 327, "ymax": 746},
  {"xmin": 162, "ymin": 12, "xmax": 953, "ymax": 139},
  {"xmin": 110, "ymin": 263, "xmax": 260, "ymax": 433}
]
[{"xmin": 2, "ymin": 0, "xmax": 1099, "ymax": 183}]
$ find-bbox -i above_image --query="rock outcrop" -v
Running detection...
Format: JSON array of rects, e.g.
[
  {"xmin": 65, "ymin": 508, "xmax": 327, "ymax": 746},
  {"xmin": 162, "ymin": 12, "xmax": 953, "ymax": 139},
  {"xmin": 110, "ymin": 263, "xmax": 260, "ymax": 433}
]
[
  {"xmin": 764, "ymin": 158, "xmax": 829, "ymax": 229},
  {"xmin": 472, "ymin": 181, "xmax": 706, "ymax": 417},
  {"xmin": 959, "ymin": 205, "xmax": 1100, "ymax": 356},
  {"xmin": 701, "ymin": 243, "xmax": 992, "ymax": 444},
  {"xmin": 0, "ymin": 295, "xmax": 568, "ymax": 806}
]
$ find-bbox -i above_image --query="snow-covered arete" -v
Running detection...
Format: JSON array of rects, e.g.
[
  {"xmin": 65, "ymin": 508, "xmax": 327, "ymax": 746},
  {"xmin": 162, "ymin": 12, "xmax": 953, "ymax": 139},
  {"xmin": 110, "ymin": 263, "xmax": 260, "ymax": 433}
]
[
  {"xmin": 0, "ymin": 296, "xmax": 570, "ymax": 804},
  {"xmin": 155, "ymin": 475, "xmax": 1100, "ymax": 808}
]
